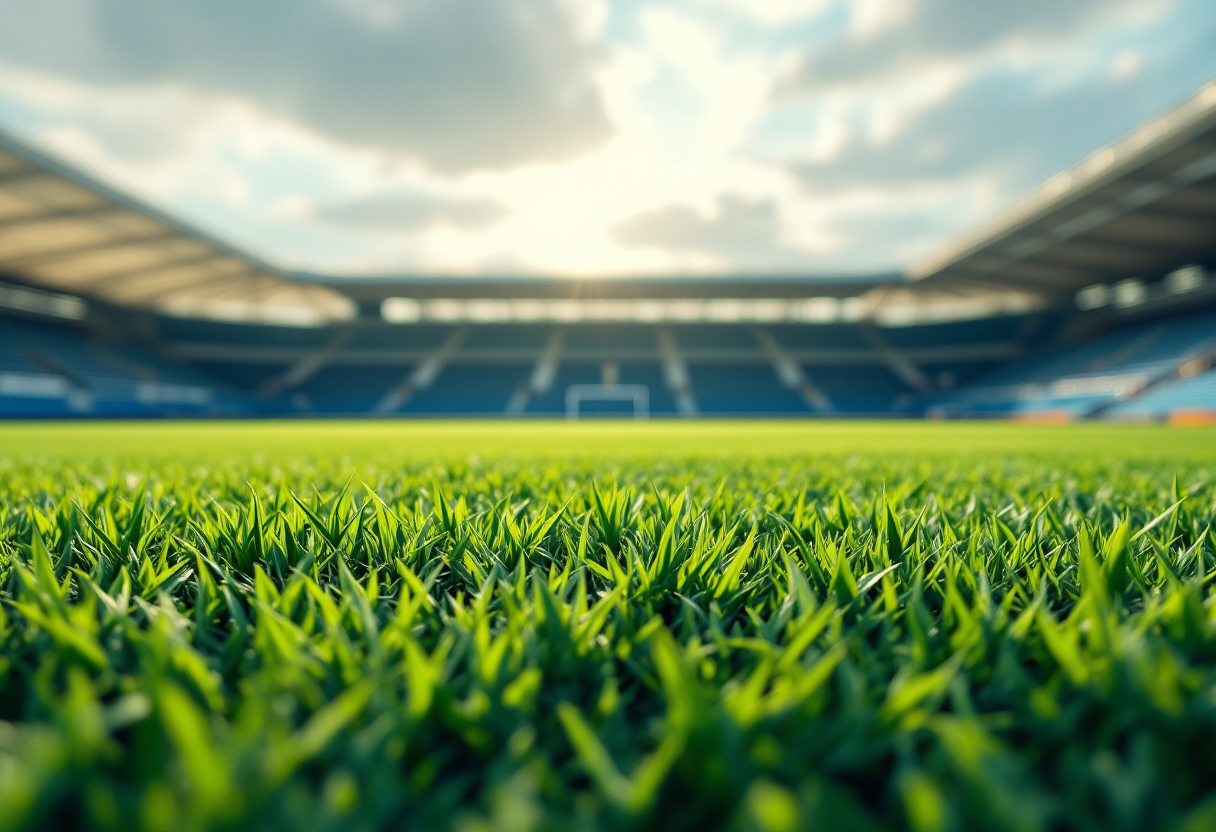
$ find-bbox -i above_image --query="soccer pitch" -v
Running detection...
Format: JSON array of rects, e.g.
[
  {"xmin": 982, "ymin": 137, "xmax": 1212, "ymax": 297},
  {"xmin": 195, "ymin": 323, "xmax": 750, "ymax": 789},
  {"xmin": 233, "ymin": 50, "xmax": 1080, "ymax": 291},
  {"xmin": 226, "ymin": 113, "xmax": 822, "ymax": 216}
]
[
  {"xmin": 3, "ymin": 420, "xmax": 1216, "ymax": 463},
  {"xmin": 1, "ymin": 421, "xmax": 1215, "ymax": 831}
]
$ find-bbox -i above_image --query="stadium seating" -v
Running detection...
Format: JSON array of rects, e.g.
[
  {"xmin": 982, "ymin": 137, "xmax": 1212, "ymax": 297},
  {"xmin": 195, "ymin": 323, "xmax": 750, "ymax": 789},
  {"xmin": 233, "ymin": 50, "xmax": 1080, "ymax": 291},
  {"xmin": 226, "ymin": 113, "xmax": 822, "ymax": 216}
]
[
  {"xmin": 807, "ymin": 366, "xmax": 908, "ymax": 413},
  {"xmin": 879, "ymin": 316, "xmax": 1027, "ymax": 348},
  {"xmin": 7, "ymin": 302, "xmax": 1214, "ymax": 420},
  {"xmin": 618, "ymin": 364, "xmax": 678, "ymax": 415},
  {"xmin": 344, "ymin": 324, "xmax": 454, "ymax": 350},
  {"xmin": 295, "ymin": 365, "xmax": 412, "ymax": 414},
  {"xmin": 188, "ymin": 362, "xmax": 284, "ymax": 394},
  {"xmin": 765, "ymin": 324, "xmax": 870, "ymax": 350},
  {"xmin": 689, "ymin": 364, "xmax": 807, "ymax": 415},
  {"xmin": 1, "ymin": 313, "xmax": 252, "ymax": 417},
  {"xmin": 462, "ymin": 325, "xmax": 551, "ymax": 351},
  {"xmin": 158, "ymin": 317, "xmax": 332, "ymax": 349},
  {"xmin": 1106, "ymin": 369, "xmax": 1216, "ymax": 419},
  {"xmin": 669, "ymin": 325, "xmax": 761, "ymax": 351},
  {"xmin": 563, "ymin": 324, "xmax": 655, "ymax": 353},
  {"xmin": 527, "ymin": 363, "xmax": 605, "ymax": 414},
  {"xmin": 408, "ymin": 363, "xmax": 533, "ymax": 414},
  {"xmin": 140, "ymin": 311, "xmax": 1079, "ymax": 418},
  {"xmin": 921, "ymin": 309, "xmax": 1216, "ymax": 418}
]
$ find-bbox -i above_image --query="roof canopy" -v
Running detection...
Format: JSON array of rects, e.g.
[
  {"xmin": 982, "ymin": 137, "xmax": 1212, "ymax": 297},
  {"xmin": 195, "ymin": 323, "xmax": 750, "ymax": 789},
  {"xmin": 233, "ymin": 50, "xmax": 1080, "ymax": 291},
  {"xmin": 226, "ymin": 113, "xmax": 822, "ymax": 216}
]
[
  {"xmin": 0, "ymin": 131, "xmax": 353, "ymax": 326},
  {"xmin": 314, "ymin": 272, "xmax": 895, "ymax": 303},
  {"xmin": 911, "ymin": 80, "xmax": 1216, "ymax": 299}
]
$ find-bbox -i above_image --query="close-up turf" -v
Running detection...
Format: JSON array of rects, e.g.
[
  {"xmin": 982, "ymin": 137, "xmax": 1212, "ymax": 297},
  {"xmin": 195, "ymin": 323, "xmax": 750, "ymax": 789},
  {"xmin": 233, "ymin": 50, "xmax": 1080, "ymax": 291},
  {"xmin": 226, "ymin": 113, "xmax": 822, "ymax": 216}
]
[{"xmin": 2, "ymin": 421, "xmax": 1216, "ymax": 832}]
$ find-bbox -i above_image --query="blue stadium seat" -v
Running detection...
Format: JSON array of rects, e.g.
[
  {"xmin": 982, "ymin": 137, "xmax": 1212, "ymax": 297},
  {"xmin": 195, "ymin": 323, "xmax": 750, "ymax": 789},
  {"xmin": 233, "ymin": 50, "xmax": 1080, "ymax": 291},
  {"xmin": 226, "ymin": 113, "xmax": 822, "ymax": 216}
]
[
  {"xmin": 158, "ymin": 318, "xmax": 331, "ymax": 348},
  {"xmin": 7, "ymin": 303, "xmax": 1209, "ymax": 421},
  {"xmin": 807, "ymin": 366, "xmax": 908, "ymax": 413},
  {"xmin": 921, "ymin": 309, "xmax": 1216, "ymax": 417},
  {"xmin": 670, "ymin": 325, "xmax": 757, "ymax": 351},
  {"xmin": 527, "ymin": 363, "xmax": 603, "ymax": 414},
  {"xmin": 689, "ymin": 363, "xmax": 807, "ymax": 415},
  {"xmin": 462, "ymin": 325, "xmax": 551, "ymax": 351},
  {"xmin": 1108, "ymin": 370, "xmax": 1216, "ymax": 417},
  {"xmin": 193, "ymin": 362, "xmax": 286, "ymax": 392},
  {"xmin": 880, "ymin": 316, "xmax": 1025, "ymax": 348},
  {"xmin": 297, "ymin": 365, "xmax": 411, "ymax": 414},
  {"xmin": 765, "ymin": 324, "xmax": 868, "ymax": 350},
  {"xmin": 619, "ymin": 363, "xmax": 677, "ymax": 415},
  {"xmin": 345, "ymin": 325, "xmax": 453, "ymax": 350},
  {"xmin": 406, "ymin": 364, "xmax": 532, "ymax": 414},
  {"xmin": 1, "ymin": 313, "xmax": 253, "ymax": 417}
]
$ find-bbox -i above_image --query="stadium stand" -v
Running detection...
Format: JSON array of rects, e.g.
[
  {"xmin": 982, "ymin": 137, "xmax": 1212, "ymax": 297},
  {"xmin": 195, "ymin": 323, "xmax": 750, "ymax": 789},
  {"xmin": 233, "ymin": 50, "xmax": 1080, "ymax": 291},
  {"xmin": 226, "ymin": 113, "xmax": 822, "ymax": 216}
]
[
  {"xmin": 1, "ymin": 79, "xmax": 1214, "ymax": 420},
  {"xmin": 1109, "ymin": 368, "xmax": 1216, "ymax": 421},
  {"xmin": 920, "ymin": 307, "xmax": 1216, "ymax": 418},
  {"xmin": 0, "ymin": 311, "xmax": 250, "ymax": 417}
]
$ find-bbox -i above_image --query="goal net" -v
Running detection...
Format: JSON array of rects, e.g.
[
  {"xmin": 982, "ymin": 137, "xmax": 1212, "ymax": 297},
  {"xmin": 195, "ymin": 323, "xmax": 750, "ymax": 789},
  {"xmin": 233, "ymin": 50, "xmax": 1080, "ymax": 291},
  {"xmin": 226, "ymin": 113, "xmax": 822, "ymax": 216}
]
[{"xmin": 565, "ymin": 384, "xmax": 650, "ymax": 420}]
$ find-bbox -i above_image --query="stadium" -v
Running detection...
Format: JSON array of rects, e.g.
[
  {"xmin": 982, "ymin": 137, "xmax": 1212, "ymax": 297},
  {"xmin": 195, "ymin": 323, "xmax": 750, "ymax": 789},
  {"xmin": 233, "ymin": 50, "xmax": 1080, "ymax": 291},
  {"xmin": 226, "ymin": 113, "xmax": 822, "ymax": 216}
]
[
  {"xmin": 3, "ymin": 81, "xmax": 1214, "ymax": 423},
  {"xmin": 4, "ymin": 4, "xmax": 1216, "ymax": 830}
]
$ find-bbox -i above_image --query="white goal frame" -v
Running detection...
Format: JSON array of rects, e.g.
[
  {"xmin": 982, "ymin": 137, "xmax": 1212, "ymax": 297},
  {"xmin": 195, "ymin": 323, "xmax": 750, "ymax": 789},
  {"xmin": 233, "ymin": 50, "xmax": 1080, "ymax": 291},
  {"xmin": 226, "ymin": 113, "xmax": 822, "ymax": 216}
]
[{"xmin": 565, "ymin": 384, "xmax": 650, "ymax": 420}]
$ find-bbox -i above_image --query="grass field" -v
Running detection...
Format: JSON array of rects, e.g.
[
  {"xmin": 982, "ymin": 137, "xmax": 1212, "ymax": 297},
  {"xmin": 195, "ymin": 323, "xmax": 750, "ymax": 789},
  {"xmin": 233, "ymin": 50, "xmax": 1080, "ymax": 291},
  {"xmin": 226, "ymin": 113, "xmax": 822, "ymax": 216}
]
[
  {"xmin": 2, "ymin": 421, "xmax": 1216, "ymax": 831},
  {"xmin": 4, "ymin": 420, "xmax": 1216, "ymax": 463}
]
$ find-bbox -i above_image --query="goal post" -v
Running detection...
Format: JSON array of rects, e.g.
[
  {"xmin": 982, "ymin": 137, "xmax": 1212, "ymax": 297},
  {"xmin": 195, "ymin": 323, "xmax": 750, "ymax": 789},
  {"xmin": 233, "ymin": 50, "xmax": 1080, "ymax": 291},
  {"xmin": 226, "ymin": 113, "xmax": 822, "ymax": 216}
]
[{"xmin": 565, "ymin": 384, "xmax": 650, "ymax": 420}]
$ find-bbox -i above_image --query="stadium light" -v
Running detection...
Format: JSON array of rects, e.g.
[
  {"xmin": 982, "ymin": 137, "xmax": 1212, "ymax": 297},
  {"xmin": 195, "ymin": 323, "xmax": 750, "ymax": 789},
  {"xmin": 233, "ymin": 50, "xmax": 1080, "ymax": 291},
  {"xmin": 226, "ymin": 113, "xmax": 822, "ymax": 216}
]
[
  {"xmin": 466, "ymin": 300, "xmax": 512, "ymax": 322},
  {"xmin": 381, "ymin": 297, "xmax": 422, "ymax": 322},
  {"xmin": 379, "ymin": 296, "xmax": 869, "ymax": 325},
  {"xmin": 424, "ymin": 299, "xmax": 466, "ymax": 321},
  {"xmin": 0, "ymin": 283, "xmax": 87, "ymax": 320},
  {"xmin": 1164, "ymin": 265, "xmax": 1207, "ymax": 294},
  {"xmin": 793, "ymin": 297, "xmax": 840, "ymax": 322},
  {"xmin": 1113, "ymin": 279, "xmax": 1147, "ymax": 308},
  {"xmin": 377, "ymin": 292, "xmax": 1045, "ymax": 327},
  {"xmin": 1075, "ymin": 284, "xmax": 1110, "ymax": 310}
]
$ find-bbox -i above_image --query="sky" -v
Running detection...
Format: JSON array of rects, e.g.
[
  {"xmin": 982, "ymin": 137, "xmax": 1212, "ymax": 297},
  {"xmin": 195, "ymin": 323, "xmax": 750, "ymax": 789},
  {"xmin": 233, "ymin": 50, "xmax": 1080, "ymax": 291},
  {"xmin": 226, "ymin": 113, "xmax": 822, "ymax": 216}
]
[{"xmin": 0, "ymin": 0, "xmax": 1214, "ymax": 280}]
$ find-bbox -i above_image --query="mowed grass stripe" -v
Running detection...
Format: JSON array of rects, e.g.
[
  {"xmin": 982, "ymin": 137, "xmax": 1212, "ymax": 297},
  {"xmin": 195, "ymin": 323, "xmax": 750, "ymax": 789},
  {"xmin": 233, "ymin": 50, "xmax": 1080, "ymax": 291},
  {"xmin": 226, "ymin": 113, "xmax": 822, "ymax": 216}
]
[{"xmin": 2, "ymin": 420, "xmax": 1215, "ymax": 463}]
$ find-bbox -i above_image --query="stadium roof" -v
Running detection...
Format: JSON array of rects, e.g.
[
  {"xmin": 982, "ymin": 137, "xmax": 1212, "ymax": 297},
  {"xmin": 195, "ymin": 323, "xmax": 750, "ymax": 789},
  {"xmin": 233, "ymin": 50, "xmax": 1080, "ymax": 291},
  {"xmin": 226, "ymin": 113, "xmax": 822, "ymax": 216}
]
[
  {"xmin": 0, "ymin": 129, "xmax": 353, "ymax": 326},
  {"xmin": 910, "ymin": 79, "xmax": 1216, "ymax": 299},
  {"xmin": 311, "ymin": 271, "xmax": 895, "ymax": 302}
]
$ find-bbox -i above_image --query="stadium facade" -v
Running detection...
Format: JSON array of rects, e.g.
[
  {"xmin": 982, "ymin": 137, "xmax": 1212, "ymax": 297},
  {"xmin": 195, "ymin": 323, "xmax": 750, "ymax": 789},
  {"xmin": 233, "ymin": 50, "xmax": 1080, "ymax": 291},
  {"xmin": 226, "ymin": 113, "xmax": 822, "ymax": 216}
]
[{"xmin": 1, "ymin": 81, "xmax": 1214, "ymax": 421}]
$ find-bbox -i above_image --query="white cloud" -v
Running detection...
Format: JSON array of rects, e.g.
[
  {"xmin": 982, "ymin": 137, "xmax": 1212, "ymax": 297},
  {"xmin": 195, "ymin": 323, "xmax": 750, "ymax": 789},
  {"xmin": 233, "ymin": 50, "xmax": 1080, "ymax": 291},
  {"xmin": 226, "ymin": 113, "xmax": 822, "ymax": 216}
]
[
  {"xmin": 697, "ymin": 0, "xmax": 836, "ymax": 26},
  {"xmin": 1112, "ymin": 50, "xmax": 1144, "ymax": 81},
  {"xmin": 613, "ymin": 196, "xmax": 805, "ymax": 268},
  {"xmin": 640, "ymin": 9, "xmax": 772, "ymax": 155},
  {"xmin": 850, "ymin": 0, "xmax": 916, "ymax": 37},
  {"xmin": 314, "ymin": 191, "xmax": 509, "ymax": 232},
  {"xmin": 0, "ymin": 0, "xmax": 1211, "ymax": 276},
  {"xmin": 780, "ymin": 0, "xmax": 1168, "ymax": 92},
  {"xmin": 0, "ymin": 0, "xmax": 612, "ymax": 173}
]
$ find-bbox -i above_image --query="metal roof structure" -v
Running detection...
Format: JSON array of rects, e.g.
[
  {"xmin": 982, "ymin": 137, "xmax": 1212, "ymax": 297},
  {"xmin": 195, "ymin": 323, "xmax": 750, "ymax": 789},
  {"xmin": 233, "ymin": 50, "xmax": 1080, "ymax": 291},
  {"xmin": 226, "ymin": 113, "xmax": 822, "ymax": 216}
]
[
  {"xmin": 910, "ymin": 79, "xmax": 1216, "ymax": 299},
  {"xmin": 0, "ymin": 129, "xmax": 353, "ymax": 326},
  {"xmin": 303, "ymin": 271, "xmax": 895, "ymax": 302}
]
